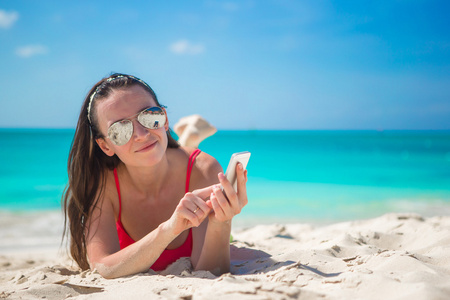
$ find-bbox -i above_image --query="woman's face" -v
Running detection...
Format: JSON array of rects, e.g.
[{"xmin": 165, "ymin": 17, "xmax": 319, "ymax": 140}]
[{"xmin": 94, "ymin": 85, "xmax": 169, "ymax": 167}]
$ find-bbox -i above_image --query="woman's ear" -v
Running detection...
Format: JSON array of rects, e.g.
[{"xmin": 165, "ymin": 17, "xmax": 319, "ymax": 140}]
[{"xmin": 96, "ymin": 138, "xmax": 115, "ymax": 157}]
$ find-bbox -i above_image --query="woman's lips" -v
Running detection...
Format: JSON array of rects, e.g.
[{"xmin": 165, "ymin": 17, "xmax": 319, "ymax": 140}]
[{"xmin": 136, "ymin": 141, "xmax": 157, "ymax": 152}]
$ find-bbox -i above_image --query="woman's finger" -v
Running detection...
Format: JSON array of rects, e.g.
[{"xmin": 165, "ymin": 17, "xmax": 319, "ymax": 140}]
[
  {"xmin": 217, "ymin": 172, "xmax": 235, "ymax": 201},
  {"xmin": 192, "ymin": 199, "xmax": 210, "ymax": 220},
  {"xmin": 188, "ymin": 193, "xmax": 214, "ymax": 226},
  {"xmin": 192, "ymin": 185, "xmax": 214, "ymax": 200},
  {"xmin": 213, "ymin": 185, "xmax": 231, "ymax": 212},
  {"xmin": 236, "ymin": 164, "xmax": 248, "ymax": 207},
  {"xmin": 214, "ymin": 183, "xmax": 239, "ymax": 216},
  {"xmin": 186, "ymin": 192, "xmax": 211, "ymax": 216},
  {"xmin": 210, "ymin": 192, "xmax": 225, "ymax": 220},
  {"xmin": 175, "ymin": 205, "xmax": 200, "ymax": 228},
  {"xmin": 179, "ymin": 196, "xmax": 204, "ymax": 227},
  {"xmin": 217, "ymin": 172, "xmax": 241, "ymax": 213}
]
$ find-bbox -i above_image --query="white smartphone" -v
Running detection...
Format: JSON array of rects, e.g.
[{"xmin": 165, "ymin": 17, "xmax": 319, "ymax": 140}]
[{"xmin": 224, "ymin": 151, "xmax": 251, "ymax": 191}]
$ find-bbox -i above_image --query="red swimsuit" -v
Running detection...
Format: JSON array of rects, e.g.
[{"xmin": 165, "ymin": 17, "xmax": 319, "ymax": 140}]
[{"xmin": 114, "ymin": 149, "xmax": 202, "ymax": 271}]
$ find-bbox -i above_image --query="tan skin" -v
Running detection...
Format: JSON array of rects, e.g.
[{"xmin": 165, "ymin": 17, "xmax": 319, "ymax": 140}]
[{"xmin": 86, "ymin": 85, "xmax": 248, "ymax": 278}]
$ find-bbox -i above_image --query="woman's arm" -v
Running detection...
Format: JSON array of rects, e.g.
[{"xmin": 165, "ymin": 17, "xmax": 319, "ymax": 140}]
[
  {"xmin": 86, "ymin": 186, "xmax": 213, "ymax": 279},
  {"xmin": 193, "ymin": 162, "xmax": 248, "ymax": 275}
]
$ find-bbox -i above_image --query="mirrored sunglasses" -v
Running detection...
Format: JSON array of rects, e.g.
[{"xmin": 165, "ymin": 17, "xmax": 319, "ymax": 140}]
[{"xmin": 107, "ymin": 106, "xmax": 166, "ymax": 146}]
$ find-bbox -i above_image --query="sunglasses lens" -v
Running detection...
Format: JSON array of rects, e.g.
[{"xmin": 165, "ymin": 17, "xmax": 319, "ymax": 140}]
[
  {"xmin": 107, "ymin": 120, "xmax": 133, "ymax": 146},
  {"xmin": 138, "ymin": 107, "xmax": 166, "ymax": 129}
]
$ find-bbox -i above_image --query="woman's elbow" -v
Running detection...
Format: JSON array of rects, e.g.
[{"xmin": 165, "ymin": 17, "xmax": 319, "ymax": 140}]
[
  {"xmin": 90, "ymin": 262, "xmax": 116, "ymax": 279},
  {"xmin": 89, "ymin": 259, "xmax": 127, "ymax": 279},
  {"xmin": 194, "ymin": 263, "xmax": 230, "ymax": 276},
  {"xmin": 218, "ymin": 264, "xmax": 231, "ymax": 276}
]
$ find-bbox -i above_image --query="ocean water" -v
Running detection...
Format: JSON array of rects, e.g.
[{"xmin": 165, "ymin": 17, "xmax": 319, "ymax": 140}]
[
  {"xmin": 1, "ymin": 129, "xmax": 450, "ymax": 247},
  {"xmin": 1, "ymin": 129, "xmax": 450, "ymax": 218},
  {"xmin": 202, "ymin": 130, "xmax": 450, "ymax": 224}
]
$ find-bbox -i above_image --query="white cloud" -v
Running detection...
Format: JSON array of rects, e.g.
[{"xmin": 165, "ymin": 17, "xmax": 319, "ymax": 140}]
[
  {"xmin": 15, "ymin": 45, "xmax": 48, "ymax": 58},
  {"xmin": 169, "ymin": 40, "xmax": 205, "ymax": 55},
  {"xmin": 0, "ymin": 9, "xmax": 19, "ymax": 29}
]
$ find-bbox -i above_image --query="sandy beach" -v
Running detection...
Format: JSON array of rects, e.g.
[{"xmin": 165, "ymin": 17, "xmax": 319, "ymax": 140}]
[{"xmin": 1, "ymin": 213, "xmax": 450, "ymax": 299}]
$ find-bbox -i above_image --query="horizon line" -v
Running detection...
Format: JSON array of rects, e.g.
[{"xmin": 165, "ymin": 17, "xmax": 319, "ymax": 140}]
[{"xmin": 1, "ymin": 127, "xmax": 450, "ymax": 132}]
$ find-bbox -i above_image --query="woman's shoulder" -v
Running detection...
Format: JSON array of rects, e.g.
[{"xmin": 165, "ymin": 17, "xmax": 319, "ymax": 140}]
[
  {"xmin": 184, "ymin": 146, "xmax": 222, "ymax": 171},
  {"xmin": 179, "ymin": 147, "xmax": 223, "ymax": 187}
]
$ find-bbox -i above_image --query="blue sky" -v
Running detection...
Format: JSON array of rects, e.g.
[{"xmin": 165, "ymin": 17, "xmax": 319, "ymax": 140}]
[{"xmin": 0, "ymin": 1, "xmax": 449, "ymax": 130}]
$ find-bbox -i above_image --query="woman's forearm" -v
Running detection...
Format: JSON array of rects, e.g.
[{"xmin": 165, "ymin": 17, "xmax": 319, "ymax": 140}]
[
  {"xmin": 194, "ymin": 220, "xmax": 231, "ymax": 275},
  {"xmin": 92, "ymin": 222, "xmax": 177, "ymax": 279}
]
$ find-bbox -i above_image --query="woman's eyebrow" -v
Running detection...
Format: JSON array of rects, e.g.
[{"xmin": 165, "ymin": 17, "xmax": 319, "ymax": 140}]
[{"xmin": 111, "ymin": 106, "xmax": 152, "ymax": 124}]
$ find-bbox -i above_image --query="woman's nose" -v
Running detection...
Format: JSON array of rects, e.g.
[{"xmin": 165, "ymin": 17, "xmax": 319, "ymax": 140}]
[{"xmin": 133, "ymin": 119, "xmax": 149, "ymax": 140}]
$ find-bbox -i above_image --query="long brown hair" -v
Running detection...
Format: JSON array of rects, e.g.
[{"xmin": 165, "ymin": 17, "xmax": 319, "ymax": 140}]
[{"xmin": 62, "ymin": 73, "xmax": 179, "ymax": 270}]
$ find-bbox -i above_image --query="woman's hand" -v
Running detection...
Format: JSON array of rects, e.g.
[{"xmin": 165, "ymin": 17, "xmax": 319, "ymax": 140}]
[
  {"xmin": 207, "ymin": 163, "xmax": 248, "ymax": 224},
  {"xmin": 165, "ymin": 186, "xmax": 213, "ymax": 236}
]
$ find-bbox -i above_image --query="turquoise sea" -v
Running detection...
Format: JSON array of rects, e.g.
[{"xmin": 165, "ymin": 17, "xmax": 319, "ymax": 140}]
[{"xmin": 1, "ymin": 129, "xmax": 450, "ymax": 228}]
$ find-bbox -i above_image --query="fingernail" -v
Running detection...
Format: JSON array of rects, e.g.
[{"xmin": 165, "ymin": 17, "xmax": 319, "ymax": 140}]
[
  {"xmin": 237, "ymin": 163, "xmax": 243, "ymax": 170},
  {"xmin": 218, "ymin": 172, "xmax": 225, "ymax": 179}
]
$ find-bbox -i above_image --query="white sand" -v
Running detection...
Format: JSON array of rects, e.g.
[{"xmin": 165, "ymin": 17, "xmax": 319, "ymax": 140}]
[{"xmin": 1, "ymin": 213, "xmax": 450, "ymax": 299}]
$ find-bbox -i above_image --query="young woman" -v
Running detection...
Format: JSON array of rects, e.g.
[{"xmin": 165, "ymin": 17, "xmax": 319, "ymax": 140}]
[{"xmin": 62, "ymin": 74, "xmax": 248, "ymax": 279}]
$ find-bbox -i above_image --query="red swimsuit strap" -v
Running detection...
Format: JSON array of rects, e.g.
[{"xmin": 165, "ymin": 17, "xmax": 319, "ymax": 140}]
[
  {"xmin": 185, "ymin": 149, "xmax": 202, "ymax": 193},
  {"xmin": 113, "ymin": 168, "xmax": 122, "ymax": 221}
]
